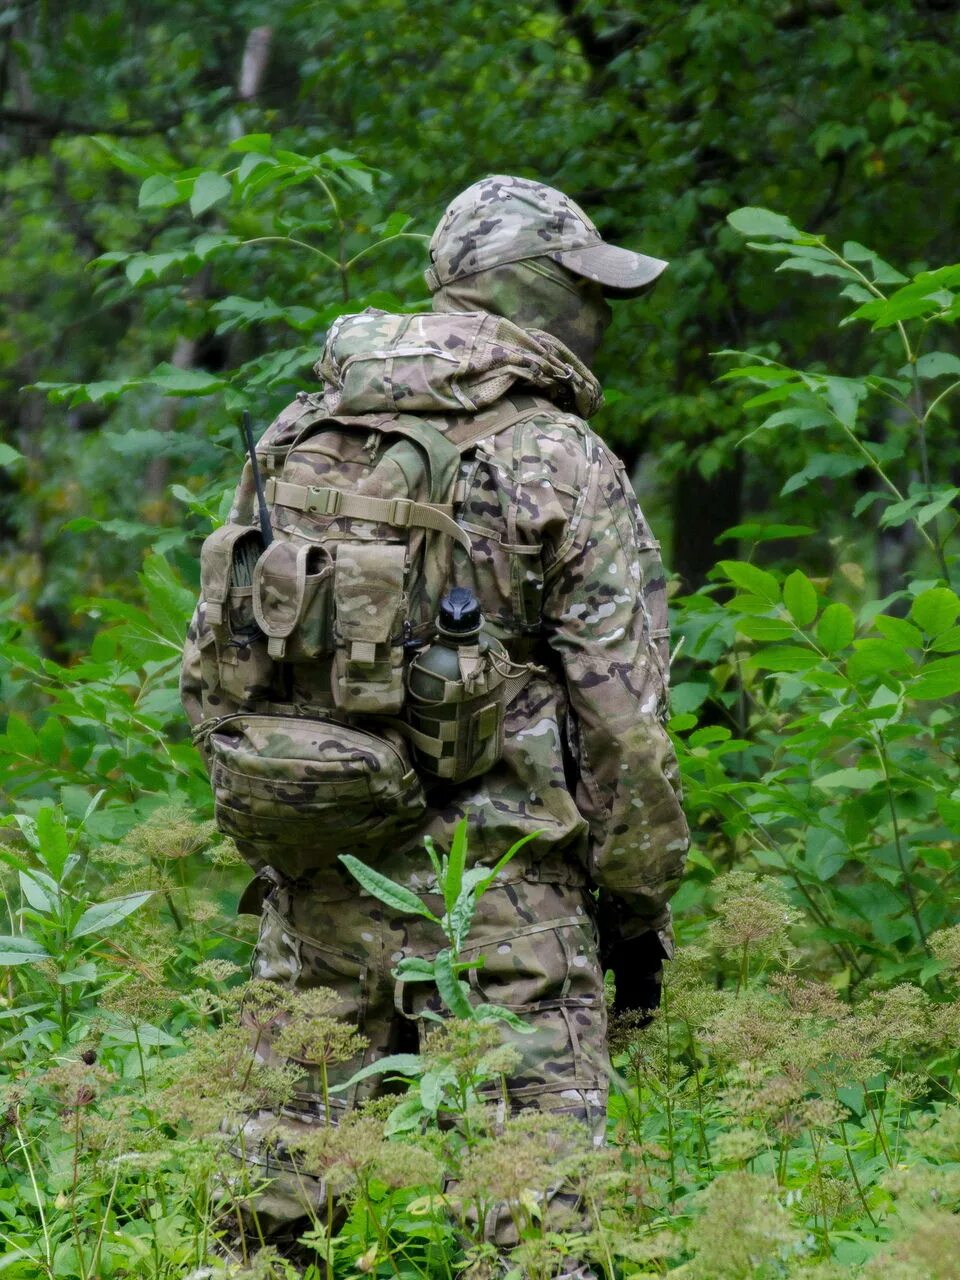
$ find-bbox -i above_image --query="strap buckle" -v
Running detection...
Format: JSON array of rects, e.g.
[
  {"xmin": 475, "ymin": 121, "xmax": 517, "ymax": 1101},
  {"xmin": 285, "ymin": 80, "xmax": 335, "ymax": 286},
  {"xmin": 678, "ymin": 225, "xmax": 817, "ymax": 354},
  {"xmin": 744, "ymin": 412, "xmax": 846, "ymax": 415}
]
[
  {"xmin": 307, "ymin": 487, "xmax": 341, "ymax": 516},
  {"xmin": 388, "ymin": 497, "xmax": 413, "ymax": 527}
]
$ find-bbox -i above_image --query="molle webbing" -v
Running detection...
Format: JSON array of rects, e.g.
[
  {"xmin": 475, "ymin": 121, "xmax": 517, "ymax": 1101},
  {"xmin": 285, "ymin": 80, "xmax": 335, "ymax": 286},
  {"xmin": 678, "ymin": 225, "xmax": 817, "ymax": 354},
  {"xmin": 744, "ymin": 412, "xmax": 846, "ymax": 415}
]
[{"xmin": 264, "ymin": 476, "xmax": 473, "ymax": 555}]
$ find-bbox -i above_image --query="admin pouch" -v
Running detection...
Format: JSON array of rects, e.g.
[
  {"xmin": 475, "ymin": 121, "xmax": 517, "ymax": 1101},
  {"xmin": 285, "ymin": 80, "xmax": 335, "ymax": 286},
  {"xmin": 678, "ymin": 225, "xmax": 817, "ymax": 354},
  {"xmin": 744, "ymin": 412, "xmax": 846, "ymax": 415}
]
[{"xmin": 192, "ymin": 331, "xmax": 552, "ymax": 875}]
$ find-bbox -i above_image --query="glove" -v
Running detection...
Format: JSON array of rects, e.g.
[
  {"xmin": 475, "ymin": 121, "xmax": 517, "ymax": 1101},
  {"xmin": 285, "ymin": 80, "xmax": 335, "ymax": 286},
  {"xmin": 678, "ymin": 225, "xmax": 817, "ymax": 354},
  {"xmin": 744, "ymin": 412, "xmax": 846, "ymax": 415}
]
[{"xmin": 602, "ymin": 927, "xmax": 672, "ymax": 1019}]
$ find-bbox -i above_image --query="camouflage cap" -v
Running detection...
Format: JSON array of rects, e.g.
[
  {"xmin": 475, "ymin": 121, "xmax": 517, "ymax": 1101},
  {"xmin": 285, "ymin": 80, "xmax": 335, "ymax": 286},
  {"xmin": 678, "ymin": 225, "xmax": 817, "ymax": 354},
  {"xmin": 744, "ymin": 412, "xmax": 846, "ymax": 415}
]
[{"xmin": 426, "ymin": 174, "xmax": 667, "ymax": 296}]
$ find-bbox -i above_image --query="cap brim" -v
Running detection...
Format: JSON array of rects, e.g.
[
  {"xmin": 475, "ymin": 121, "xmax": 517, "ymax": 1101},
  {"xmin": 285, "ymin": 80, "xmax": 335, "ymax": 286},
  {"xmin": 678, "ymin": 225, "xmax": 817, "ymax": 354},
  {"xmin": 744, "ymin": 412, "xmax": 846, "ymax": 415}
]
[{"xmin": 552, "ymin": 242, "xmax": 668, "ymax": 297}]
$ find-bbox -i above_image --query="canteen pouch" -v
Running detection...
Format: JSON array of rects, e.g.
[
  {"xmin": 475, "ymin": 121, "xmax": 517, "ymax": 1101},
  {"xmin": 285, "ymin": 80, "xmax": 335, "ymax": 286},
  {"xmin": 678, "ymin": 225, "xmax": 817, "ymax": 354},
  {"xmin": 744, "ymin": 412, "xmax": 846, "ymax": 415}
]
[
  {"xmin": 198, "ymin": 713, "xmax": 426, "ymax": 877},
  {"xmin": 332, "ymin": 541, "xmax": 406, "ymax": 715},
  {"xmin": 252, "ymin": 538, "xmax": 334, "ymax": 662},
  {"xmin": 405, "ymin": 641, "xmax": 508, "ymax": 784}
]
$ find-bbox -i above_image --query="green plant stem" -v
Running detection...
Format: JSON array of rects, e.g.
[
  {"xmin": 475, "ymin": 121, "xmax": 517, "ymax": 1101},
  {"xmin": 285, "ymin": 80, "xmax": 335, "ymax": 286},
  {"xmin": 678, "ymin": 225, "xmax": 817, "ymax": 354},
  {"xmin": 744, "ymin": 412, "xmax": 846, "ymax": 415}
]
[
  {"xmin": 240, "ymin": 234, "xmax": 340, "ymax": 270},
  {"xmin": 69, "ymin": 1105, "xmax": 90, "ymax": 1280},
  {"xmin": 362, "ymin": 1178, "xmax": 404, "ymax": 1280},
  {"xmin": 838, "ymin": 1120, "xmax": 878, "ymax": 1228},
  {"xmin": 862, "ymin": 1085, "xmax": 893, "ymax": 1168},
  {"xmin": 683, "ymin": 1021, "xmax": 713, "ymax": 1169},
  {"xmin": 320, "ymin": 1058, "xmax": 335, "ymax": 1280},
  {"xmin": 663, "ymin": 1014, "xmax": 677, "ymax": 1204},
  {"xmin": 344, "ymin": 231, "xmax": 430, "ymax": 269},
  {"xmin": 811, "ymin": 1132, "xmax": 830, "ymax": 1253},
  {"xmin": 14, "ymin": 1123, "xmax": 52, "ymax": 1272},
  {"xmin": 875, "ymin": 730, "xmax": 929, "ymax": 951}
]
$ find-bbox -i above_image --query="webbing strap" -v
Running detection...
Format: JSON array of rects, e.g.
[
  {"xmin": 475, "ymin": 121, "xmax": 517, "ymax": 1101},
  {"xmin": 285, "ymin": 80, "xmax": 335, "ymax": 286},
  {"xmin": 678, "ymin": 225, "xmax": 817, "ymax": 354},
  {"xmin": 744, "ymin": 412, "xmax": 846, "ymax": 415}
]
[
  {"xmin": 501, "ymin": 666, "xmax": 535, "ymax": 706},
  {"xmin": 444, "ymin": 396, "xmax": 558, "ymax": 452},
  {"xmin": 265, "ymin": 476, "xmax": 473, "ymax": 554}
]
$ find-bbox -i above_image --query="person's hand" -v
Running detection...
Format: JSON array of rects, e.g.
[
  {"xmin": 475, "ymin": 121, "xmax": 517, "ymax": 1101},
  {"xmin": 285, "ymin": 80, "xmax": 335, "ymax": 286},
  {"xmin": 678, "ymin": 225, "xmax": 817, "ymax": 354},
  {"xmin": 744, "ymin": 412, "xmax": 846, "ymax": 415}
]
[{"xmin": 604, "ymin": 928, "xmax": 671, "ymax": 1019}]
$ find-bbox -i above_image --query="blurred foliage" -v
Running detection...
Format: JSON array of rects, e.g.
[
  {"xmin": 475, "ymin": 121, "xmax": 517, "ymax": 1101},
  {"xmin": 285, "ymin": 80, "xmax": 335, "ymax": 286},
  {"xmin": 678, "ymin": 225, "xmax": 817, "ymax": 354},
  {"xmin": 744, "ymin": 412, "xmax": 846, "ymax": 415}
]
[
  {"xmin": 2, "ymin": 0, "xmax": 959, "ymax": 643},
  {"xmin": 1, "ymin": 4, "xmax": 960, "ymax": 1274}
]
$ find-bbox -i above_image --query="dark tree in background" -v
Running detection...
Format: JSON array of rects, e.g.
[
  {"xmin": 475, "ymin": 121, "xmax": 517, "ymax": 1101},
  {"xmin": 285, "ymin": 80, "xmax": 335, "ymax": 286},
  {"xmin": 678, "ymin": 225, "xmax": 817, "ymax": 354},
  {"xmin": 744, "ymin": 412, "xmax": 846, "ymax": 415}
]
[{"xmin": 2, "ymin": 0, "xmax": 958, "ymax": 649}]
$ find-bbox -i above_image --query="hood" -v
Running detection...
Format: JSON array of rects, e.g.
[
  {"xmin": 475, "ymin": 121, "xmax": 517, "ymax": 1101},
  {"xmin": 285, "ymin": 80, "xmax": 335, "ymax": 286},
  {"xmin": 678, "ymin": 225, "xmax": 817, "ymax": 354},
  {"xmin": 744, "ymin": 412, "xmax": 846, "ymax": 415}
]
[
  {"xmin": 314, "ymin": 307, "xmax": 602, "ymax": 419},
  {"xmin": 432, "ymin": 255, "xmax": 612, "ymax": 369}
]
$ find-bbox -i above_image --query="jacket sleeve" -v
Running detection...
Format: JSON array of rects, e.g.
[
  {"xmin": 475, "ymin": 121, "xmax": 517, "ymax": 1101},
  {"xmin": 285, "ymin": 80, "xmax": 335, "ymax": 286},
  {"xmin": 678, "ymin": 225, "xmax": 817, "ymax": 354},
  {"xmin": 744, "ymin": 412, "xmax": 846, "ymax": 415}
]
[{"xmin": 542, "ymin": 435, "xmax": 689, "ymax": 939}]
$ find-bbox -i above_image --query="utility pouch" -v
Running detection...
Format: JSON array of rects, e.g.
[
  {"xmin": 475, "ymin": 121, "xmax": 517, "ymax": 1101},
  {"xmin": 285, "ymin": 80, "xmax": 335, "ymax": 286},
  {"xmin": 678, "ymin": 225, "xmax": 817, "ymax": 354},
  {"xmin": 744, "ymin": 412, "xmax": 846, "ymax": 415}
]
[
  {"xmin": 196, "ymin": 713, "xmax": 426, "ymax": 877},
  {"xmin": 200, "ymin": 523, "xmax": 263, "ymax": 640},
  {"xmin": 332, "ymin": 542, "xmax": 406, "ymax": 715},
  {"xmin": 252, "ymin": 538, "xmax": 334, "ymax": 662}
]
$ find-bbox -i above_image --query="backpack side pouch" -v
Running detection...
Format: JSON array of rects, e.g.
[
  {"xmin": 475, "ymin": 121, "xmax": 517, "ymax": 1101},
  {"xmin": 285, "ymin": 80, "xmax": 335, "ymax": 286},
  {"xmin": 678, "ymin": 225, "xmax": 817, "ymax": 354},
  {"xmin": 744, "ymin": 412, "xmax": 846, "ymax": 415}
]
[
  {"xmin": 198, "ymin": 713, "xmax": 426, "ymax": 877},
  {"xmin": 252, "ymin": 538, "xmax": 334, "ymax": 662},
  {"xmin": 199, "ymin": 524, "xmax": 275, "ymax": 707},
  {"xmin": 332, "ymin": 541, "xmax": 406, "ymax": 715}
]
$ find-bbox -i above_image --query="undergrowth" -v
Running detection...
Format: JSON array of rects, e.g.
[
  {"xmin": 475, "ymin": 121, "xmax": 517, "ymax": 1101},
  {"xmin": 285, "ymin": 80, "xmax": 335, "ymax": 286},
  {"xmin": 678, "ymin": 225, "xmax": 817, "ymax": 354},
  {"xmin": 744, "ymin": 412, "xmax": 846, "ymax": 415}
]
[{"xmin": 1, "ymin": 191, "xmax": 958, "ymax": 1277}]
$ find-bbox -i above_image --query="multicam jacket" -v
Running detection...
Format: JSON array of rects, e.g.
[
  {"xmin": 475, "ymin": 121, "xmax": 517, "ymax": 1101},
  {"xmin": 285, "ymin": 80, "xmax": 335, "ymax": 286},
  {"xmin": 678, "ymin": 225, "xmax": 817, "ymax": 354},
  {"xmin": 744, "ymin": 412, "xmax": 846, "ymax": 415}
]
[{"xmin": 180, "ymin": 309, "xmax": 689, "ymax": 940}]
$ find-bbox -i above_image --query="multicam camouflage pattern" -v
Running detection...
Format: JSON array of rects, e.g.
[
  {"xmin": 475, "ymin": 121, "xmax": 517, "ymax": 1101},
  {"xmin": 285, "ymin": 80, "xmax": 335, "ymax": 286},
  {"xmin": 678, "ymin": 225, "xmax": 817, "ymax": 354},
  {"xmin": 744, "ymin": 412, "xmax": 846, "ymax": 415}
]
[
  {"xmin": 181, "ymin": 304, "xmax": 688, "ymax": 928},
  {"xmin": 331, "ymin": 540, "xmax": 406, "ymax": 713},
  {"xmin": 433, "ymin": 255, "xmax": 612, "ymax": 369},
  {"xmin": 316, "ymin": 307, "xmax": 603, "ymax": 419},
  {"xmin": 180, "ymin": 227, "xmax": 689, "ymax": 1241},
  {"xmin": 235, "ymin": 875, "xmax": 607, "ymax": 1229},
  {"xmin": 426, "ymin": 173, "xmax": 668, "ymax": 296},
  {"xmin": 203, "ymin": 714, "xmax": 425, "ymax": 877}
]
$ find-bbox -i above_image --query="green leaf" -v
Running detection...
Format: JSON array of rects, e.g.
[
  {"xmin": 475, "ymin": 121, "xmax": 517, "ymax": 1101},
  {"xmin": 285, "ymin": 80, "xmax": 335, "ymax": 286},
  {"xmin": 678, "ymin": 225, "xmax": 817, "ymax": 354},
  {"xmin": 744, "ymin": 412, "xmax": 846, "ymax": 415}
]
[
  {"xmin": 0, "ymin": 442, "xmax": 23, "ymax": 467},
  {"xmin": 716, "ymin": 522, "xmax": 814, "ymax": 544},
  {"xmin": 433, "ymin": 948, "xmax": 474, "ymax": 1018},
  {"xmin": 817, "ymin": 603, "xmax": 856, "ymax": 654},
  {"xmin": 727, "ymin": 207, "xmax": 803, "ymax": 240},
  {"xmin": 847, "ymin": 639, "xmax": 913, "ymax": 682},
  {"xmin": 930, "ymin": 625, "xmax": 960, "ymax": 654},
  {"xmin": 190, "ymin": 171, "xmax": 232, "ymax": 216},
  {"xmin": 381, "ymin": 211, "xmax": 412, "ymax": 237},
  {"xmin": 37, "ymin": 716, "xmax": 64, "ymax": 766},
  {"xmin": 474, "ymin": 1003, "xmax": 536, "ymax": 1032},
  {"xmin": 339, "ymin": 855, "xmax": 440, "ymax": 921},
  {"xmin": 138, "ymin": 174, "xmax": 180, "ymax": 209},
  {"xmin": 90, "ymin": 136, "xmax": 155, "ymax": 178},
  {"xmin": 781, "ymin": 452, "xmax": 863, "ymax": 495},
  {"xmin": 19, "ymin": 870, "xmax": 56, "ymax": 914},
  {"xmin": 229, "ymin": 132, "xmax": 273, "ymax": 153},
  {"xmin": 716, "ymin": 560, "xmax": 780, "ymax": 604},
  {"xmin": 911, "ymin": 588, "xmax": 960, "ymax": 637},
  {"xmin": 873, "ymin": 616, "xmax": 923, "ymax": 649},
  {"xmin": 238, "ymin": 151, "xmax": 274, "ymax": 184},
  {"xmin": 36, "ymin": 808, "xmax": 71, "ymax": 878},
  {"xmin": 735, "ymin": 617, "xmax": 796, "ymax": 642},
  {"xmin": 443, "ymin": 817, "xmax": 468, "ymax": 915},
  {"xmin": 473, "ymin": 829, "xmax": 543, "ymax": 897},
  {"xmin": 912, "ymin": 352, "xmax": 960, "ymax": 380},
  {"xmin": 0, "ymin": 935, "xmax": 50, "ymax": 965},
  {"xmin": 778, "ymin": 258, "xmax": 854, "ymax": 281},
  {"xmin": 783, "ymin": 570, "xmax": 818, "ymax": 626},
  {"xmin": 916, "ymin": 488, "xmax": 959, "ymax": 527},
  {"xmin": 749, "ymin": 646, "xmax": 821, "ymax": 673},
  {"xmin": 142, "ymin": 364, "xmax": 225, "ymax": 396},
  {"xmin": 911, "ymin": 656, "xmax": 960, "ymax": 700},
  {"xmin": 937, "ymin": 794, "xmax": 960, "ymax": 832},
  {"xmin": 331, "ymin": 1052, "xmax": 425, "ymax": 1093},
  {"xmin": 70, "ymin": 891, "xmax": 153, "ymax": 939},
  {"xmin": 3, "ymin": 712, "xmax": 37, "ymax": 757},
  {"xmin": 383, "ymin": 1096, "xmax": 425, "ymax": 1136},
  {"xmin": 815, "ymin": 768, "xmax": 884, "ymax": 791}
]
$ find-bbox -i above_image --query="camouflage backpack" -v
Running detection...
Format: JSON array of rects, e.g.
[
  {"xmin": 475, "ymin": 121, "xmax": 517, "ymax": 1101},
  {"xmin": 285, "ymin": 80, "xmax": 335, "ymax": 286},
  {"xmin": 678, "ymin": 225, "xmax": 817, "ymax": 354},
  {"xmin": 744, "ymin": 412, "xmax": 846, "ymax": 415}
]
[{"xmin": 192, "ymin": 311, "xmax": 554, "ymax": 877}]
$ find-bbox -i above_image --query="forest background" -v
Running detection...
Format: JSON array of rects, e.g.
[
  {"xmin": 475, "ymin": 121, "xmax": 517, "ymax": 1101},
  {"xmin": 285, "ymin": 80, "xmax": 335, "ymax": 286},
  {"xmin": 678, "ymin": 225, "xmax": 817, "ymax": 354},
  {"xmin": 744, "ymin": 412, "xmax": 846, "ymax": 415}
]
[{"xmin": 1, "ymin": 2, "xmax": 959, "ymax": 1279}]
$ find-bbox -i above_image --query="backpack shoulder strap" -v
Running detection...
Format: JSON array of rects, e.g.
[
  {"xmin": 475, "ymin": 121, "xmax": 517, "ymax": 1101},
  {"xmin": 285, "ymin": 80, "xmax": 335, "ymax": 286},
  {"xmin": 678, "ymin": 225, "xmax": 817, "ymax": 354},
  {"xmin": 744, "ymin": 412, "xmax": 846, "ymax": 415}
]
[{"xmin": 444, "ymin": 393, "xmax": 568, "ymax": 453}]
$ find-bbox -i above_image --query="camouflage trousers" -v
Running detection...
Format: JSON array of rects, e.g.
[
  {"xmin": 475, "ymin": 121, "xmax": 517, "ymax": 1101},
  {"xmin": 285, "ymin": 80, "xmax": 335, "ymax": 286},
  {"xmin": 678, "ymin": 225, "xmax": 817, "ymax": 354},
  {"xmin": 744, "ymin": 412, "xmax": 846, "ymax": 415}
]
[{"xmin": 232, "ymin": 870, "xmax": 609, "ymax": 1237}]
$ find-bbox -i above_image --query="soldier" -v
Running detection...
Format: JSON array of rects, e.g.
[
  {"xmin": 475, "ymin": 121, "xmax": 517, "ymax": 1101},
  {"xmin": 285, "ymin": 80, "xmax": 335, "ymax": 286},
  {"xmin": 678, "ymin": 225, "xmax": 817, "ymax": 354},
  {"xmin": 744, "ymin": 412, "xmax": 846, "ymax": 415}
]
[{"xmin": 180, "ymin": 175, "xmax": 689, "ymax": 1268}]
